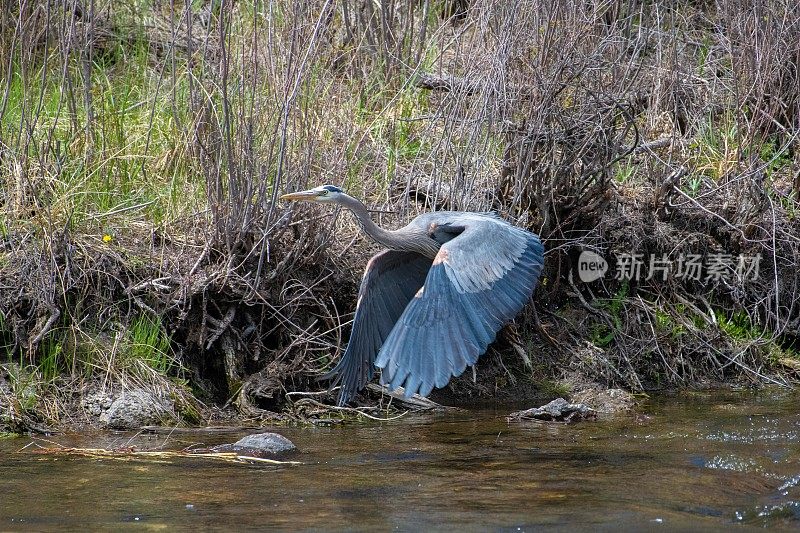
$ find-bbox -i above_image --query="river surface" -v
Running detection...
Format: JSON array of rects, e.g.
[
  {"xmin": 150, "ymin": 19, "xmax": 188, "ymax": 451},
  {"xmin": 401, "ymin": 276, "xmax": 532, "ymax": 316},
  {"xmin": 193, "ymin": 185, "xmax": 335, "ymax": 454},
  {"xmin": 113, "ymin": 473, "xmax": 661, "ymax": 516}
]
[{"xmin": 1, "ymin": 389, "xmax": 799, "ymax": 531}]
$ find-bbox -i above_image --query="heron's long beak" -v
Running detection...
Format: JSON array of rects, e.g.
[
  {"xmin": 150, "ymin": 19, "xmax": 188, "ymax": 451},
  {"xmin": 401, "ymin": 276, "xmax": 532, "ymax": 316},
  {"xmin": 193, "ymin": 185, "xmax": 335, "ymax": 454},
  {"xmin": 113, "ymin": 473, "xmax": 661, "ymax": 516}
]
[{"xmin": 280, "ymin": 189, "xmax": 323, "ymax": 202}]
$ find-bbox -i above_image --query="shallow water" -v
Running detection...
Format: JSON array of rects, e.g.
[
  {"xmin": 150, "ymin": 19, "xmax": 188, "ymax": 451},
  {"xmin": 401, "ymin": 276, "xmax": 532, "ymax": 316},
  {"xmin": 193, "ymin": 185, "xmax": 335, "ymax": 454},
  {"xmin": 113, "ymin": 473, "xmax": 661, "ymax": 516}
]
[{"xmin": 1, "ymin": 389, "xmax": 799, "ymax": 531}]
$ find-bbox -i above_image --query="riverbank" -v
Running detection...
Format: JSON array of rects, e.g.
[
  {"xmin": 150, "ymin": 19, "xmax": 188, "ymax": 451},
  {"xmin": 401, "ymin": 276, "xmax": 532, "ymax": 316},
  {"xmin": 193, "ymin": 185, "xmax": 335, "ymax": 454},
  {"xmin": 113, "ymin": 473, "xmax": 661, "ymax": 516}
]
[{"xmin": 1, "ymin": 1, "xmax": 798, "ymax": 433}]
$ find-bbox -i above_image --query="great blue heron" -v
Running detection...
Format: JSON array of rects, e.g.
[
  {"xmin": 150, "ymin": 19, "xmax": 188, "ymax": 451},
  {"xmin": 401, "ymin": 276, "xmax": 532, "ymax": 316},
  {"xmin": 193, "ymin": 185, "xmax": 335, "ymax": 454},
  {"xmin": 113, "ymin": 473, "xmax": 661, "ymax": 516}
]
[{"xmin": 281, "ymin": 185, "xmax": 544, "ymax": 405}]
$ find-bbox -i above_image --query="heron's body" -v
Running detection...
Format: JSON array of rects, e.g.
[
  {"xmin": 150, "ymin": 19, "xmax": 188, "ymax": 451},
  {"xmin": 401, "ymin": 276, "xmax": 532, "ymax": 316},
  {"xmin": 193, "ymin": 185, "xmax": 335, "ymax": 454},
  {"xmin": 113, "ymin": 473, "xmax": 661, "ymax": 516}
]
[{"xmin": 281, "ymin": 186, "xmax": 544, "ymax": 405}]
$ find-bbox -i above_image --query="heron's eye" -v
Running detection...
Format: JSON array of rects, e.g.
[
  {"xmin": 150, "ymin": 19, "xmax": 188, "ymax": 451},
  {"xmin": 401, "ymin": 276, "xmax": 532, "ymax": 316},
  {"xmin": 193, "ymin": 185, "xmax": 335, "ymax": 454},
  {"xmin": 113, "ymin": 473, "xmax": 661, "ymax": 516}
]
[{"xmin": 321, "ymin": 185, "xmax": 342, "ymax": 194}]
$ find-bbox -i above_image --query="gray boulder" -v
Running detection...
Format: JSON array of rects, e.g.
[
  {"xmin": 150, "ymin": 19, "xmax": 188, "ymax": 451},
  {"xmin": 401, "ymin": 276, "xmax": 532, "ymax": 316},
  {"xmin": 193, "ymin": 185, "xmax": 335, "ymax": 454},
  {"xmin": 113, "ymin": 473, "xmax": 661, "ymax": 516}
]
[
  {"xmin": 212, "ymin": 432, "xmax": 296, "ymax": 457},
  {"xmin": 508, "ymin": 397, "xmax": 597, "ymax": 422},
  {"xmin": 99, "ymin": 389, "xmax": 173, "ymax": 429}
]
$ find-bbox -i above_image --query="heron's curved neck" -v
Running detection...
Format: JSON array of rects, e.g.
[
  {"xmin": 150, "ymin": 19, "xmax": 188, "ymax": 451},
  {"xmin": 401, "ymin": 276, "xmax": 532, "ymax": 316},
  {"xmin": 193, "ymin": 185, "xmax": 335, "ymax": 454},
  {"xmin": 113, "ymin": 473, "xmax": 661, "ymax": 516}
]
[{"xmin": 339, "ymin": 195, "xmax": 439, "ymax": 258}]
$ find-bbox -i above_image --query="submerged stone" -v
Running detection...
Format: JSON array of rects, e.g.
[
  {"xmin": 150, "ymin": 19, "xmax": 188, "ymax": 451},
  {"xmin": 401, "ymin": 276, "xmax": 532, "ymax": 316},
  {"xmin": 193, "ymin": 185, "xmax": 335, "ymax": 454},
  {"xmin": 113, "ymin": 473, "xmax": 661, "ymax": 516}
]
[{"xmin": 212, "ymin": 432, "xmax": 297, "ymax": 457}]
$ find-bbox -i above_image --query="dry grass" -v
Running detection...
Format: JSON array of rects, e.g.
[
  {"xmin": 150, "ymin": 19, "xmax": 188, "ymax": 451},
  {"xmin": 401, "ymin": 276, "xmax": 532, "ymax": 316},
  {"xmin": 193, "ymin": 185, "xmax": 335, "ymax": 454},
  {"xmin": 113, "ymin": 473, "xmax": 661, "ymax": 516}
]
[{"xmin": 22, "ymin": 440, "xmax": 302, "ymax": 465}]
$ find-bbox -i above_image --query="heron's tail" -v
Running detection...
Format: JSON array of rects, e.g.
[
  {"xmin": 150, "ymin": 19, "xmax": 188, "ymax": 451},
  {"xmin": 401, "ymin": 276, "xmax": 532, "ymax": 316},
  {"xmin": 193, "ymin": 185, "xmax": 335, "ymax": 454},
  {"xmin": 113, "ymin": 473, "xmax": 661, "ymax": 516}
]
[{"xmin": 316, "ymin": 355, "xmax": 372, "ymax": 406}]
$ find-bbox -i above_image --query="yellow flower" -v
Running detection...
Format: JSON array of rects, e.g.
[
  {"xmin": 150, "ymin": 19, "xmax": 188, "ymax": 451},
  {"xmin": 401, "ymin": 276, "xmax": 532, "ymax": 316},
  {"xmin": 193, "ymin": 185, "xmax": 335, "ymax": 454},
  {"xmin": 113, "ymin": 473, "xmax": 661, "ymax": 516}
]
[{"xmin": 102, "ymin": 234, "xmax": 113, "ymax": 243}]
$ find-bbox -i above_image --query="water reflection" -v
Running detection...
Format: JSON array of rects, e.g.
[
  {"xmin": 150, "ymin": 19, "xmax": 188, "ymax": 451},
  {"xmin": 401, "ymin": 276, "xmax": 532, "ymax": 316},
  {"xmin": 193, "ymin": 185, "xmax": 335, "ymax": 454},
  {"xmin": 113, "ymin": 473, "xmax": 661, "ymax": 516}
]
[{"xmin": 1, "ymin": 389, "xmax": 799, "ymax": 530}]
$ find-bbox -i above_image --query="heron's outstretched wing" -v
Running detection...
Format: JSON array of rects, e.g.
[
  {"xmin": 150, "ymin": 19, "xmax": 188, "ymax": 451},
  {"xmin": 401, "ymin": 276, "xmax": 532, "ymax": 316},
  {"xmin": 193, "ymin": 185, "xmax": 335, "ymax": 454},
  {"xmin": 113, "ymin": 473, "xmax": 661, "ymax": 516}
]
[
  {"xmin": 375, "ymin": 217, "xmax": 544, "ymax": 398},
  {"xmin": 321, "ymin": 250, "xmax": 431, "ymax": 405}
]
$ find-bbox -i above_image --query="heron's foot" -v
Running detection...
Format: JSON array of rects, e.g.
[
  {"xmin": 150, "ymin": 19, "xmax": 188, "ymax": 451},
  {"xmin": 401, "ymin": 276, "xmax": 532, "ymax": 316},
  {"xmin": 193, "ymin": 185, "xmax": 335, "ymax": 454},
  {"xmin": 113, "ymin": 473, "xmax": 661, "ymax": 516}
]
[{"xmin": 365, "ymin": 383, "xmax": 455, "ymax": 411}]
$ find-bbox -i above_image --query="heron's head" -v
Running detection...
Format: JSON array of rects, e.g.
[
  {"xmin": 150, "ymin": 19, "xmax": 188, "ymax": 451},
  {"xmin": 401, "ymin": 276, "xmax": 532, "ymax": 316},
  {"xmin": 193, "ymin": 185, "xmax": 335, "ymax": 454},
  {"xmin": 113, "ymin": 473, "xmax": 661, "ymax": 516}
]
[{"xmin": 280, "ymin": 185, "xmax": 344, "ymax": 204}]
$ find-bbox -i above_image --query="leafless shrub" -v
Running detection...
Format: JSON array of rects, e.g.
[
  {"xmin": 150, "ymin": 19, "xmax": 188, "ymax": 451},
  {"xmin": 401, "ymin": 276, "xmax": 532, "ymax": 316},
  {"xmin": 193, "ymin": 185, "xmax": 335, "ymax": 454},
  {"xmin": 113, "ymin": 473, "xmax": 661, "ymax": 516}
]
[{"xmin": 718, "ymin": 0, "xmax": 800, "ymax": 142}]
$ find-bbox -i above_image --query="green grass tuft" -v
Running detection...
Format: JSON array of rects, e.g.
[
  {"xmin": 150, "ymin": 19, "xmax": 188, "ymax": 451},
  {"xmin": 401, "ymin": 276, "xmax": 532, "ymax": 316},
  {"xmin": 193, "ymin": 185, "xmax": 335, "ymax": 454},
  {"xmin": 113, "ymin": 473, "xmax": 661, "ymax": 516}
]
[{"xmin": 125, "ymin": 314, "xmax": 175, "ymax": 375}]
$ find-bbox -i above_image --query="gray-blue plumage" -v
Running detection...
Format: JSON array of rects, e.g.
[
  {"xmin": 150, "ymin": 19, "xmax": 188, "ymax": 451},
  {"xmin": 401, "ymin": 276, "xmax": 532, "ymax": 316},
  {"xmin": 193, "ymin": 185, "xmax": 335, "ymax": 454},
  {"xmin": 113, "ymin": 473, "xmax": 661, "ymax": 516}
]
[
  {"xmin": 320, "ymin": 250, "xmax": 430, "ymax": 405},
  {"xmin": 279, "ymin": 186, "xmax": 544, "ymax": 406},
  {"xmin": 374, "ymin": 213, "xmax": 543, "ymax": 399}
]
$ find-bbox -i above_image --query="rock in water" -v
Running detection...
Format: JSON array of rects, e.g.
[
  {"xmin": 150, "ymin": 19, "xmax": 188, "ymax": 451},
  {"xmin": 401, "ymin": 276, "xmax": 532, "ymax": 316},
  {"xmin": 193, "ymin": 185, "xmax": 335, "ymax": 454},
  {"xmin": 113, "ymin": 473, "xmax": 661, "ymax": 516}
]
[
  {"xmin": 507, "ymin": 398, "xmax": 597, "ymax": 423},
  {"xmin": 212, "ymin": 432, "xmax": 297, "ymax": 457}
]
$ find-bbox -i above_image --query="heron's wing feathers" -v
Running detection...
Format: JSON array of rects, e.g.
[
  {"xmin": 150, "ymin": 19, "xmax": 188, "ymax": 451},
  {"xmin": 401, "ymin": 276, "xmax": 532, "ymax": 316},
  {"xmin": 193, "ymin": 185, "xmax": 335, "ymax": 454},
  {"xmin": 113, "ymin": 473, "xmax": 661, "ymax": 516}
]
[
  {"xmin": 320, "ymin": 250, "xmax": 431, "ymax": 405},
  {"xmin": 376, "ymin": 218, "xmax": 544, "ymax": 398}
]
